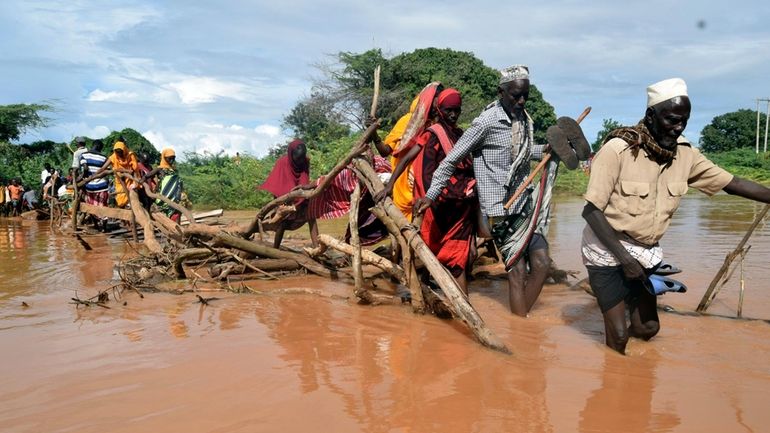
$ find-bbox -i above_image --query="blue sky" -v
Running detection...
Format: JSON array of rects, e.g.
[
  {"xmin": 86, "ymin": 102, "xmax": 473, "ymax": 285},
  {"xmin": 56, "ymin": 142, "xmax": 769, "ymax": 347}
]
[{"xmin": 1, "ymin": 0, "xmax": 768, "ymax": 157}]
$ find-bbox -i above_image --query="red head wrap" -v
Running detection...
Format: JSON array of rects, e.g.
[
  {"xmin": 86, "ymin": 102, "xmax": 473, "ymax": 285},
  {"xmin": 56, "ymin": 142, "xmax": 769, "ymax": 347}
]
[{"xmin": 437, "ymin": 88, "xmax": 461, "ymax": 109}]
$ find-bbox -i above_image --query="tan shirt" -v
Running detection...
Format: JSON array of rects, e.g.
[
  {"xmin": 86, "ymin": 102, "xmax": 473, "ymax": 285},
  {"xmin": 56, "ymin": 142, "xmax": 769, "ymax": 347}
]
[{"xmin": 584, "ymin": 137, "xmax": 733, "ymax": 246}]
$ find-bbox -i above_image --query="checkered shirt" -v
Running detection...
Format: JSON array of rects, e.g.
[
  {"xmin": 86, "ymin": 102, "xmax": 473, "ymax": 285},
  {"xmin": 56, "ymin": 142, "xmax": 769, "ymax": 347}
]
[{"xmin": 425, "ymin": 100, "xmax": 545, "ymax": 217}]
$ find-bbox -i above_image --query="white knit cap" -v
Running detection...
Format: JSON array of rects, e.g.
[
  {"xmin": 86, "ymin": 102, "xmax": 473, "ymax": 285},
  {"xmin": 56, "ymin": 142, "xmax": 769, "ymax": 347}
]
[
  {"xmin": 500, "ymin": 65, "xmax": 529, "ymax": 84},
  {"xmin": 647, "ymin": 78, "xmax": 688, "ymax": 107}
]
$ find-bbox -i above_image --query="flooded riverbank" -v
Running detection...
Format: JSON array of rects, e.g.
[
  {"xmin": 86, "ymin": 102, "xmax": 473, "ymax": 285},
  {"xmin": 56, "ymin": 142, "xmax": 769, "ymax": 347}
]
[{"xmin": 1, "ymin": 194, "xmax": 769, "ymax": 432}]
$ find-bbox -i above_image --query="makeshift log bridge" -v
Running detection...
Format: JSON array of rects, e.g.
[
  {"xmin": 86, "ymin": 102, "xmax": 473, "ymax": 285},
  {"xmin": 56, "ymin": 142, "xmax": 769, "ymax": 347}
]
[{"xmin": 69, "ymin": 124, "xmax": 510, "ymax": 354}]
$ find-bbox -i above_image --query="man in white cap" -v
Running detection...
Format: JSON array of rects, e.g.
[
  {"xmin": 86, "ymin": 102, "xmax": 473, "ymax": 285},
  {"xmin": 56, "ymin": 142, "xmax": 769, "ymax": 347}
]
[
  {"xmin": 71, "ymin": 136, "xmax": 88, "ymax": 175},
  {"xmin": 581, "ymin": 78, "xmax": 770, "ymax": 354},
  {"xmin": 414, "ymin": 65, "xmax": 560, "ymax": 317}
]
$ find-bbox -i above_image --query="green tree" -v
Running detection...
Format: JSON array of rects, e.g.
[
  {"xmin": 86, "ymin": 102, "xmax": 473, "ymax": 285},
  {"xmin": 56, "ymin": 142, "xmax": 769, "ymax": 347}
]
[
  {"xmin": 102, "ymin": 128, "xmax": 161, "ymax": 162},
  {"xmin": 282, "ymin": 93, "xmax": 350, "ymax": 147},
  {"xmin": 0, "ymin": 103, "xmax": 53, "ymax": 142},
  {"xmin": 700, "ymin": 109, "xmax": 767, "ymax": 153},
  {"xmin": 592, "ymin": 118, "xmax": 623, "ymax": 151},
  {"xmin": 300, "ymin": 47, "xmax": 557, "ymax": 143}
]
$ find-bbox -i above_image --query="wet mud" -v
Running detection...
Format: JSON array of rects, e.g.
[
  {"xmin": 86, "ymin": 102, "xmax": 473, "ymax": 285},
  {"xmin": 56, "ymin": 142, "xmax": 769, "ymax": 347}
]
[{"xmin": 1, "ymin": 194, "xmax": 769, "ymax": 432}]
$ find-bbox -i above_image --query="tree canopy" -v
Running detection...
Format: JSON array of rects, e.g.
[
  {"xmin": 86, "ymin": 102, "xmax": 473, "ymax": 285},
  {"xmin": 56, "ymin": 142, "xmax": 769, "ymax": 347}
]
[
  {"xmin": 700, "ymin": 109, "xmax": 768, "ymax": 153},
  {"xmin": 0, "ymin": 103, "xmax": 53, "ymax": 143},
  {"xmin": 284, "ymin": 47, "xmax": 557, "ymax": 146},
  {"xmin": 592, "ymin": 118, "xmax": 623, "ymax": 151}
]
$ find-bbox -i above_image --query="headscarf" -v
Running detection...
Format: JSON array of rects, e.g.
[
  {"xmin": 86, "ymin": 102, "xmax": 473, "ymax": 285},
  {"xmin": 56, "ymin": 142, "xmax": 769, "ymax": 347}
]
[
  {"xmin": 382, "ymin": 96, "xmax": 420, "ymax": 152},
  {"xmin": 109, "ymin": 141, "xmax": 138, "ymax": 171},
  {"xmin": 437, "ymin": 88, "xmax": 461, "ymax": 109},
  {"xmin": 159, "ymin": 148, "xmax": 176, "ymax": 169},
  {"xmin": 259, "ymin": 139, "xmax": 310, "ymax": 197},
  {"xmin": 393, "ymin": 82, "xmax": 441, "ymax": 156}
]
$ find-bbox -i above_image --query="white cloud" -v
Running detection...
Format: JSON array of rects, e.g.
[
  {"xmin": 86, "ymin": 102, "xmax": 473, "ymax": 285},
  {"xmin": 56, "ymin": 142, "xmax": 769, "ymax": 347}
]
[
  {"xmin": 166, "ymin": 77, "xmax": 248, "ymax": 105},
  {"xmin": 87, "ymin": 89, "xmax": 139, "ymax": 102},
  {"xmin": 142, "ymin": 130, "xmax": 171, "ymax": 152}
]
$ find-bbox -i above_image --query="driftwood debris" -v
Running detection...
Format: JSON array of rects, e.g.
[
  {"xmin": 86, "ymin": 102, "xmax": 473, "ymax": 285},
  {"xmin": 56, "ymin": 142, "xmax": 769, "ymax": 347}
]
[{"xmin": 67, "ymin": 118, "xmax": 512, "ymax": 354}]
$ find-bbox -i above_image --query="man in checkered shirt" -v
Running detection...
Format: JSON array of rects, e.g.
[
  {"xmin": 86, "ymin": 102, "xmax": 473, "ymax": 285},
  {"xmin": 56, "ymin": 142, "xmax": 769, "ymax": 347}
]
[{"xmin": 414, "ymin": 65, "xmax": 553, "ymax": 317}]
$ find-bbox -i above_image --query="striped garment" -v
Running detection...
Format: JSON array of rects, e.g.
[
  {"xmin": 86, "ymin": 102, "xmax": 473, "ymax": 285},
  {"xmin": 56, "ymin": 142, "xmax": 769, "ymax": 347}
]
[
  {"xmin": 79, "ymin": 151, "xmax": 109, "ymax": 193},
  {"xmin": 306, "ymin": 156, "xmax": 391, "ymax": 220},
  {"xmin": 425, "ymin": 101, "xmax": 545, "ymax": 217}
]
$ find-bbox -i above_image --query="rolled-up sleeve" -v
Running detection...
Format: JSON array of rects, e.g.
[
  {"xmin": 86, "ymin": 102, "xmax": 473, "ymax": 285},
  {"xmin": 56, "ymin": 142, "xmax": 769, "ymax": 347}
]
[
  {"xmin": 425, "ymin": 121, "xmax": 486, "ymax": 201},
  {"xmin": 687, "ymin": 148, "xmax": 733, "ymax": 196},
  {"xmin": 584, "ymin": 140, "xmax": 621, "ymax": 211}
]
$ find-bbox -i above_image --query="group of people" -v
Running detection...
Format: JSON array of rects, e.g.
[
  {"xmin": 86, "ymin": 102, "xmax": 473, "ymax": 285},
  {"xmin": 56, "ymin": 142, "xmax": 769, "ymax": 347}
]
[
  {"xmin": 0, "ymin": 179, "xmax": 36, "ymax": 217},
  {"xmin": 75, "ymin": 137, "xmax": 185, "ymax": 229},
  {"xmin": 0, "ymin": 137, "xmax": 185, "ymax": 230},
  {"xmin": 260, "ymin": 65, "xmax": 770, "ymax": 355}
]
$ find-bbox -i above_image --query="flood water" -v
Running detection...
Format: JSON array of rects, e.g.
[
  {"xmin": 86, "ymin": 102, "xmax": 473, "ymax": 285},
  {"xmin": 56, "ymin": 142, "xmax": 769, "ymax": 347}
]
[{"xmin": 1, "ymin": 194, "xmax": 769, "ymax": 433}]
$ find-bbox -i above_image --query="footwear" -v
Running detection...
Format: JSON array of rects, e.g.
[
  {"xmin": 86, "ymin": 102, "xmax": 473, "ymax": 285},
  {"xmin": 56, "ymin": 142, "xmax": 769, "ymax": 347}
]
[
  {"xmin": 556, "ymin": 116, "xmax": 591, "ymax": 161},
  {"xmin": 646, "ymin": 274, "xmax": 687, "ymax": 295},
  {"xmin": 547, "ymin": 125, "xmax": 579, "ymax": 170},
  {"xmin": 654, "ymin": 262, "xmax": 682, "ymax": 276}
]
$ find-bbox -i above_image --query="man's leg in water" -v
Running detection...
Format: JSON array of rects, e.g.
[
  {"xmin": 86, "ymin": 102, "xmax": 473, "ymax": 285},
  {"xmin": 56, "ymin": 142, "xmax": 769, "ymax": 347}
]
[
  {"xmin": 602, "ymin": 301, "xmax": 631, "ymax": 354},
  {"xmin": 629, "ymin": 289, "xmax": 660, "ymax": 341},
  {"xmin": 524, "ymin": 247, "xmax": 551, "ymax": 311}
]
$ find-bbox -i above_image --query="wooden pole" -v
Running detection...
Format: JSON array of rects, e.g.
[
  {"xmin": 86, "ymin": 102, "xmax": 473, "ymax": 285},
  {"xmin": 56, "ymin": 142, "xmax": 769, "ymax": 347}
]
[
  {"xmin": 697, "ymin": 204, "xmax": 769, "ymax": 312},
  {"xmin": 738, "ymin": 253, "xmax": 746, "ymax": 318},
  {"xmin": 352, "ymin": 158, "xmax": 511, "ymax": 354},
  {"xmin": 756, "ymin": 99, "xmax": 761, "ymax": 154},
  {"xmin": 369, "ymin": 65, "xmax": 381, "ymax": 119},
  {"xmin": 71, "ymin": 175, "xmax": 79, "ymax": 231},
  {"xmin": 349, "ymin": 183, "xmax": 365, "ymax": 299}
]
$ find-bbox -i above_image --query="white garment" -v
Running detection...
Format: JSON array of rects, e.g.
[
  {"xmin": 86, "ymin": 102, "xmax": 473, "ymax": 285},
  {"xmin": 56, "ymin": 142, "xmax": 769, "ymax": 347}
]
[{"xmin": 581, "ymin": 224, "xmax": 663, "ymax": 269}]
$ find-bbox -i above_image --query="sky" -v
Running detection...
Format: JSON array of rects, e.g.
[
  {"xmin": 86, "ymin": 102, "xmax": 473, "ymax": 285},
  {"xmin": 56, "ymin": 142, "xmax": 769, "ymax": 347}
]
[{"xmin": 1, "ymin": 0, "xmax": 769, "ymax": 158}]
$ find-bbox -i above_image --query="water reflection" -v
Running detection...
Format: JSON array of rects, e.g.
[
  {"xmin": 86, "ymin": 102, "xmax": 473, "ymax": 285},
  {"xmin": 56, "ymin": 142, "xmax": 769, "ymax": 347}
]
[{"xmin": 579, "ymin": 351, "xmax": 680, "ymax": 433}]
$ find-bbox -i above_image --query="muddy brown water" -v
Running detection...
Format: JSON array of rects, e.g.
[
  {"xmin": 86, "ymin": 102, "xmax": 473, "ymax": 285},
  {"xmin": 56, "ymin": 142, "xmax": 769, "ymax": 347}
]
[{"xmin": 1, "ymin": 194, "xmax": 769, "ymax": 433}]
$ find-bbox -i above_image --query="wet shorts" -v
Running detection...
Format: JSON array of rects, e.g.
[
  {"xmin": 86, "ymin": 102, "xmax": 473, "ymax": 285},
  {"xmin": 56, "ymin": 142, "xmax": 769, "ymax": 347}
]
[{"xmin": 586, "ymin": 265, "xmax": 651, "ymax": 313}]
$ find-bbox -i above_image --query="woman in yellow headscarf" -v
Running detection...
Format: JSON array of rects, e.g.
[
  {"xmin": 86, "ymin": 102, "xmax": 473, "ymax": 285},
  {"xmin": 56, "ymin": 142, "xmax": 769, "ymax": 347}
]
[
  {"xmin": 97, "ymin": 140, "xmax": 139, "ymax": 208},
  {"xmin": 143, "ymin": 148, "xmax": 184, "ymax": 221},
  {"xmin": 371, "ymin": 82, "xmax": 442, "ymax": 220}
]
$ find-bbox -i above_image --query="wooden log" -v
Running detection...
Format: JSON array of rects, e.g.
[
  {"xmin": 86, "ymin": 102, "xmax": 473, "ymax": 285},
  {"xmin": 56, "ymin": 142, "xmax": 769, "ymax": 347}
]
[
  {"xmin": 183, "ymin": 222, "xmax": 245, "ymax": 238},
  {"xmin": 697, "ymin": 203, "xmax": 770, "ymax": 312},
  {"xmin": 317, "ymin": 234, "xmax": 405, "ymax": 283},
  {"xmin": 174, "ymin": 248, "xmax": 219, "ymax": 278},
  {"xmin": 368, "ymin": 206, "xmax": 424, "ymax": 311},
  {"xmin": 80, "ymin": 203, "xmax": 133, "ymax": 220},
  {"xmin": 213, "ymin": 232, "xmax": 332, "ymax": 278},
  {"xmin": 71, "ymin": 176, "xmax": 80, "ymax": 231},
  {"xmin": 349, "ymin": 183, "xmax": 365, "ymax": 299},
  {"xmin": 352, "ymin": 158, "xmax": 510, "ymax": 354},
  {"xmin": 210, "ymin": 258, "xmax": 302, "ymax": 278},
  {"xmin": 128, "ymin": 188, "xmax": 162, "ymax": 254},
  {"xmin": 245, "ymin": 120, "xmax": 381, "ymax": 236}
]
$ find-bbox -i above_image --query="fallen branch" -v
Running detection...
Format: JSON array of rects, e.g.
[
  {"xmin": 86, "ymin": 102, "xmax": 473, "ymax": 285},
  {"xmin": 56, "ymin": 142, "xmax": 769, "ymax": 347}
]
[{"xmin": 352, "ymin": 157, "xmax": 511, "ymax": 354}]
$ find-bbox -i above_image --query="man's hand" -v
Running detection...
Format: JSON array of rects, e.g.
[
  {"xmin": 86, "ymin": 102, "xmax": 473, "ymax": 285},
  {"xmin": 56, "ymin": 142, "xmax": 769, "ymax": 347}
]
[
  {"xmin": 413, "ymin": 197, "xmax": 434, "ymax": 217},
  {"xmin": 364, "ymin": 116, "xmax": 379, "ymax": 129},
  {"xmin": 373, "ymin": 185, "xmax": 391, "ymax": 203},
  {"xmin": 619, "ymin": 257, "xmax": 645, "ymax": 281}
]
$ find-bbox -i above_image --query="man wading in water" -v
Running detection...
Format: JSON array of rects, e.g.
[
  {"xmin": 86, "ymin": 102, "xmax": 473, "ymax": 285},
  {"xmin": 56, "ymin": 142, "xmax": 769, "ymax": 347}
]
[
  {"xmin": 582, "ymin": 78, "xmax": 770, "ymax": 355},
  {"xmin": 414, "ymin": 65, "xmax": 567, "ymax": 317}
]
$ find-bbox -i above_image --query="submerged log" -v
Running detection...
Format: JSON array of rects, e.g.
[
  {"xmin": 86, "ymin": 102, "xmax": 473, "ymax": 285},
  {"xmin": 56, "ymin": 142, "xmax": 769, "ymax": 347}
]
[
  {"xmin": 317, "ymin": 234, "xmax": 405, "ymax": 283},
  {"xmin": 213, "ymin": 232, "xmax": 332, "ymax": 278},
  {"xmin": 351, "ymin": 158, "xmax": 511, "ymax": 354}
]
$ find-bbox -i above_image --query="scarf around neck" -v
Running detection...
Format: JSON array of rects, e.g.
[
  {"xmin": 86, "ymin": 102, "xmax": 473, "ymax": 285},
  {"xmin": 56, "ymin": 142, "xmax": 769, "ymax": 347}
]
[{"xmin": 603, "ymin": 121, "xmax": 676, "ymax": 164}]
